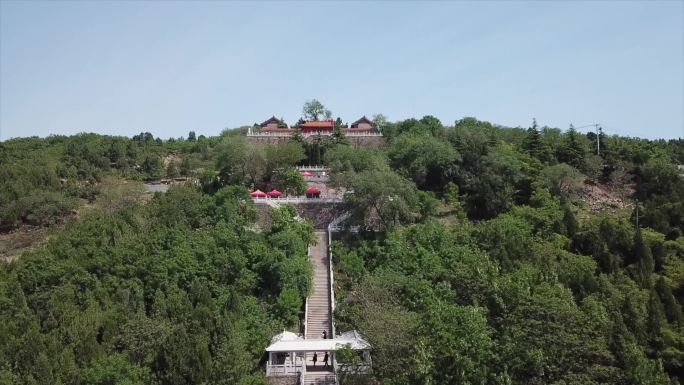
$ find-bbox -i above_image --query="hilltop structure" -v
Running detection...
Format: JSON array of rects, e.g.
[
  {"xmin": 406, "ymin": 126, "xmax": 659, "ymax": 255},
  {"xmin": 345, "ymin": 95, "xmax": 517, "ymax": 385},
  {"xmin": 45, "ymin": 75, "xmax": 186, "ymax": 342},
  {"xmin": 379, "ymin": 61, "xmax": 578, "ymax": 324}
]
[{"xmin": 247, "ymin": 116, "xmax": 384, "ymax": 148}]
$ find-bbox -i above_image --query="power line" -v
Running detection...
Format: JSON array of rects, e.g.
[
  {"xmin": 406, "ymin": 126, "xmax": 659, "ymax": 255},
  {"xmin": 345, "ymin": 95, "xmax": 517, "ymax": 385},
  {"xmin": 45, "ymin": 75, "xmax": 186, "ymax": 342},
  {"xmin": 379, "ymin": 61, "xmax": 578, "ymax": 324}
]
[{"xmin": 575, "ymin": 123, "xmax": 602, "ymax": 155}]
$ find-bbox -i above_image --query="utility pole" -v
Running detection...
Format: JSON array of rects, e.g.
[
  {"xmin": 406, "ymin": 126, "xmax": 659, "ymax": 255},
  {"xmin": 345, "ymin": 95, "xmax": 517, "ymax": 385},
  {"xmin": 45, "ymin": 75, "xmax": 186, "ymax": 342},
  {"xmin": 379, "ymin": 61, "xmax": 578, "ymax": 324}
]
[
  {"xmin": 576, "ymin": 123, "xmax": 602, "ymax": 155},
  {"xmin": 635, "ymin": 198, "xmax": 639, "ymax": 229}
]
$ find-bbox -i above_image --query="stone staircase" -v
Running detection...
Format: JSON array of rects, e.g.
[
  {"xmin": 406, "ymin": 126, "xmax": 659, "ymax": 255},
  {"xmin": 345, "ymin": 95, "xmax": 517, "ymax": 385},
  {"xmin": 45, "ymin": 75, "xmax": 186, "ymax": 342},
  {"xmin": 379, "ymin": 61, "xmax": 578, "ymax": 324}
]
[
  {"xmin": 304, "ymin": 231, "xmax": 335, "ymax": 384},
  {"xmin": 306, "ymin": 231, "xmax": 332, "ymax": 340},
  {"xmin": 301, "ymin": 371, "xmax": 336, "ymax": 385}
]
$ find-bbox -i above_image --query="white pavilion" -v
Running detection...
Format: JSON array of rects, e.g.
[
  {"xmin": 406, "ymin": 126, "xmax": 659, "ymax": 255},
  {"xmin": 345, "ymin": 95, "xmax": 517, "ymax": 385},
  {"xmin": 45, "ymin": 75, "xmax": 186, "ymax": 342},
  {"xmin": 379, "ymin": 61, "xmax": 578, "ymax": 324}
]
[{"xmin": 265, "ymin": 330, "xmax": 372, "ymax": 382}]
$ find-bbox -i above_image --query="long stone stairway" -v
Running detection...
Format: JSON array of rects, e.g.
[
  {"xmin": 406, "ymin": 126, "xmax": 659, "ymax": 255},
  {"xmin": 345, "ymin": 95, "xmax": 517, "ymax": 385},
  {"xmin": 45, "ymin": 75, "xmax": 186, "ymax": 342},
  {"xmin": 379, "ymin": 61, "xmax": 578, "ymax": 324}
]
[
  {"xmin": 303, "ymin": 231, "xmax": 334, "ymax": 385},
  {"xmin": 306, "ymin": 231, "xmax": 332, "ymax": 340}
]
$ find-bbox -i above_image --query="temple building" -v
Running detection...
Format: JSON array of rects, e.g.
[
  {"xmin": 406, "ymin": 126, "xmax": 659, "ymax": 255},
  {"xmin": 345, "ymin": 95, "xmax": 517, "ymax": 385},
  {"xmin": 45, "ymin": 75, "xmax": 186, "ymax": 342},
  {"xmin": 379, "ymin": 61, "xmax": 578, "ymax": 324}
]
[
  {"xmin": 251, "ymin": 116, "xmax": 380, "ymax": 136},
  {"xmin": 259, "ymin": 116, "xmax": 290, "ymax": 133},
  {"xmin": 349, "ymin": 116, "xmax": 373, "ymax": 131},
  {"xmin": 299, "ymin": 120, "xmax": 336, "ymax": 134}
]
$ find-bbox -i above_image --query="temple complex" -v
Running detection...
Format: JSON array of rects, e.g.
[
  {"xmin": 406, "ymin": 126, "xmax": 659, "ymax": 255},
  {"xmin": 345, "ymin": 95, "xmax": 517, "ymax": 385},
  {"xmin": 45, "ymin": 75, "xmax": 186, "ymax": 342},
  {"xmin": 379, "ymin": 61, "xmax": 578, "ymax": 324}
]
[{"xmin": 248, "ymin": 115, "xmax": 384, "ymax": 148}]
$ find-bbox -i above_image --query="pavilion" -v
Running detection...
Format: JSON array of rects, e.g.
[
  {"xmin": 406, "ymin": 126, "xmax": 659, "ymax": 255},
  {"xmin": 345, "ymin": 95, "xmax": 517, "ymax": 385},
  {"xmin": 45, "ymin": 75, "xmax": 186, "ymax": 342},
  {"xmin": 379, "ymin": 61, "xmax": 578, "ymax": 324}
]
[{"xmin": 265, "ymin": 330, "xmax": 372, "ymax": 377}]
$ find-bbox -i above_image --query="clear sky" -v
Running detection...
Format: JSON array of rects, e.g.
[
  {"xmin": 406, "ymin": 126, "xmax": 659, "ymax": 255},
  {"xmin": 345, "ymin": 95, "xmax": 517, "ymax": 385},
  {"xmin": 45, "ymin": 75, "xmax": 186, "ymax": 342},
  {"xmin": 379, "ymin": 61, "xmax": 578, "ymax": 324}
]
[{"xmin": 1, "ymin": 0, "xmax": 683, "ymax": 140}]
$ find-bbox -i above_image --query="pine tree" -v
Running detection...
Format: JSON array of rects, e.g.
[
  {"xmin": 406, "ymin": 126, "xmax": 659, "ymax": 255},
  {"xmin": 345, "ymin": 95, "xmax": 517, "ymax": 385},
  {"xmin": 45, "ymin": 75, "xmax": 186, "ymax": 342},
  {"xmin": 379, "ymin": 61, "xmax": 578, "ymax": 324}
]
[
  {"xmin": 655, "ymin": 276, "xmax": 684, "ymax": 325},
  {"xmin": 562, "ymin": 203, "xmax": 579, "ymax": 238},
  {"xmin": 646, "ymin": 288, "xmax": 666, "ymax": 351},
  {"xmin": 632, "ymin": 228, "xmax": 654, "ymax": 288},
  {"xmin": 523, "ymin": 118, "xmax": 543, "ymax": 159},
  {"xmin": 557, "ymin": 124, "xmax": 587, "ymax": 170}
]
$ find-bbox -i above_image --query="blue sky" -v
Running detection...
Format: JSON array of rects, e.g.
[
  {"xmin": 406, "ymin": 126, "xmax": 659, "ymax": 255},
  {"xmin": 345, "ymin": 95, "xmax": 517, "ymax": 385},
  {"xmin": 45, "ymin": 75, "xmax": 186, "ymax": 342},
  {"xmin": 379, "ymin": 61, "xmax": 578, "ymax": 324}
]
[{"xmin": 1, "ymin": 0, "xmax": 682, "ymax": 140}]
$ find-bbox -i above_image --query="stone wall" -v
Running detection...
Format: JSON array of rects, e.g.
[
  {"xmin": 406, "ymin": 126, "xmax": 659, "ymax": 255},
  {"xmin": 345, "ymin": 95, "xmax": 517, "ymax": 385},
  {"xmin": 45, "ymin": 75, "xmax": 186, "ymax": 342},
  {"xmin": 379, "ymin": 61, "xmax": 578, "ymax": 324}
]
[
  {"xmin": 256, "ymin": 202, "xmax": 348, "ymax": 230},
  {"xmin": 247, "ymin": 135, "xmax": 386, "ymax": 148},
  {"xmin": 347, "ymin": 135, "xmax": 385, "ymax": 148},
  {"xmin": 268, "ymin": 375, "xmax": 299, "ymax": 385},
  {"xmin": 247, "ymin": 135, "xmax": 291, "ymax": 146}
]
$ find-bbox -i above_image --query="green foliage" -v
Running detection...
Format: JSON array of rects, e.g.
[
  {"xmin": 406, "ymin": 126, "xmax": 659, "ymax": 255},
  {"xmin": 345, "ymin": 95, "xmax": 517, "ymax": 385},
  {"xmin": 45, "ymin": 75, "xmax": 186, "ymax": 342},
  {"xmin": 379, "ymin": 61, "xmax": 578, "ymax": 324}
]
[
  {"xmin": 388, "ymin": 132, "xmax": 460, "ymax": 191},
  {"xmin": 166, "ymin": 161, "xmax": 180, "ymax": 178},
  {"xmin": 557, "ymin": 125, "xmax": 588, "ymax": 170},
  {"xmin": 273, "ymin": 168, "xmax": 306, "ymax": 196},
  {"xmin": 345, "ymin": 170, "xmax": 422, "ymax": 230},
  {"xmin": 214, "ymin": 138, "xmax": 305, "ymax": 189},
  {"xmin": 324, "ymin": 145, "xmax": 388, "ymax": 175},
  {"xmin": 3, "ymin": 116, "xmax": 684, "ymax": 385},
  {"xmin": 538, "ymin": 163, "xmax": 583, "ymax": 199},
  {"xmin": 83, "ymin": 353, "xmax": 152, "ymax": 385},
  {"xmin": 275, "ymin": 288, "xmax": 302, "ymax": 327},
  {"xmin": 302, "ymin": 99, "xmax": 332, "ymax": 121},
  {"xmin": 463, "ymin": 148, "xmax": 527, "ymax": 219},
  {"xmin": 332, "ymin": 131, "xmax": 683, "ymax": 384},
  {"xmin": 0, "ymin": 185, "xmax": 314, "ymax": 384},
  {"xmin": 0, "ymin": 132, "xmax": 216, "ymax": 228}
]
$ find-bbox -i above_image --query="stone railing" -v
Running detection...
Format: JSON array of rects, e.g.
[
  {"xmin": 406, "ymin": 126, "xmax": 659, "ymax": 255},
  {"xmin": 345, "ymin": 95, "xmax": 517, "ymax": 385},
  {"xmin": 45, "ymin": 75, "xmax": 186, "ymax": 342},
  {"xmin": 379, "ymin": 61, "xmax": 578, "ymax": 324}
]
[
  {"xmin": 252, "ymin": 197, "xmax": 342, "ymax": 204},
  {"xmin": 247, "ymin": 132, "xmax": 382, "ymax": 137},
  {"xmin": 327, "ymin": 212, "xmax": 350, "ymax": 338},
  {"xmin": 296, "ymin": 165, "xmax": 329, "ymax": 171},
  {"xmin": 266, "ymin": 362, "xmax": 304, "ymax": 376}
]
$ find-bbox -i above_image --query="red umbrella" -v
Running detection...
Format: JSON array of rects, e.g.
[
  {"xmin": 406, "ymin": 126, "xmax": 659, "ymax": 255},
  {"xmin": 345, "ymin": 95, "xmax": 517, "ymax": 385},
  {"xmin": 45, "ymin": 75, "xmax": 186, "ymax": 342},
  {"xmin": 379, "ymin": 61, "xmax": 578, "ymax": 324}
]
[
  {"xmin": 301, "ymin": 171, "xmax": 313, "ymax": 177},
  {"xmin": 267, "ymin": 189, "xmax": 283, "ymax": 197},
  {"xmin": 305, "ymin": 187, "xmax": 321, "ymax": 194},
  {"xmin": 250, "ymin": 189, "xmax": 267, "ymax": 198}
]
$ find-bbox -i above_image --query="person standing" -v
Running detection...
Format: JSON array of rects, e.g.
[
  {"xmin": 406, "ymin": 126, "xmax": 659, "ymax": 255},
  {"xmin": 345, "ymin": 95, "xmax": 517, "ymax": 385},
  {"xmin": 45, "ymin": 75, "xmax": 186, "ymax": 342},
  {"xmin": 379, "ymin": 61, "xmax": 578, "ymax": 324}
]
[
  {"xmin": 322, "ymin": 330, "xmax": 327, "ymax": 339},
  {"xmin": 323, "ymin": 352, "xmax": 329, "ymax": 368},
  {"xmin": 312, "ymin": 352, "xmax": 318, "ymax": 367}
]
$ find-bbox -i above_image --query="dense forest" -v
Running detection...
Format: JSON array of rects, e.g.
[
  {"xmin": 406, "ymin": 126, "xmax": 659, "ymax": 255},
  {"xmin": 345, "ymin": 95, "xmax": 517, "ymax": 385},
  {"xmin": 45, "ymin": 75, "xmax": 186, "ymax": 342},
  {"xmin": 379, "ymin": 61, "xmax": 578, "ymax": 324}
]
[{"xmin": 1, "ymin": 114, "xmax": 684, "ymax": 385}]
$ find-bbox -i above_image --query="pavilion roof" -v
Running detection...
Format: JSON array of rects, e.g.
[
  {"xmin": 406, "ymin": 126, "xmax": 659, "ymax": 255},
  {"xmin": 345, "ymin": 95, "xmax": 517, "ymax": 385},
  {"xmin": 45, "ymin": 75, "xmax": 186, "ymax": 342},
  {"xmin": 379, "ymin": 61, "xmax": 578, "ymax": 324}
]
[
  {"xmin": 260, "ymin": 116, "xmax": 285, "ymax": 127},
  {"xmin": 351, "ymin": 116, "xmax": 373, "ymax": 127},
  {"xmin": 266, "ymin": 330, "xmax": 371, "ymax": 352}
]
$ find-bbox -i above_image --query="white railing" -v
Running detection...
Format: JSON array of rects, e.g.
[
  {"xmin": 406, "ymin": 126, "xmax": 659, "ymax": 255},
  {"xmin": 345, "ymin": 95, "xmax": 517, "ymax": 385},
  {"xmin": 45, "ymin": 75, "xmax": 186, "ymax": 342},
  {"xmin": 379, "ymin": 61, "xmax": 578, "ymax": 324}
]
[
  {"xmin": 247, "ymin": 132, "xmax": 382, "ymax": 138},
  {"xmin": 327, "ymin": 212, "xmax": 350, "ymax": 340},
  {"xmin": 247, "ymin": 132, "xmax": 291, "ymax": 137},
  {"xmin": 336, "ymin": 363, "xmax": 372, "ymax": 374},
  {"xmin": 344, "ymin": 132, "xmax": 383, "ymax": 137},
  {"xmin": 328, "ymin": 212, "xmax": 352, "ymax": 232},
  {"xmin": 328, "ymin": 227, "xmax": 336, "ymax": 339},
  {"xmin": 266, "ymin": 363, "xmax": 304, "ymax": 376},
  {"xmin": 304, "ymin": 176, "xmax": 329, "ymax": 182},
  {"xmin": 304, "ymin": 246, "xmax": 310, "ymax": 339},
  {"xmin": 296, "ymin": 165, "xmax": 330, "ymax": 171},
  {"xmin": 252, "ymin": 197, "xmax": 343, "ymax": 204}
]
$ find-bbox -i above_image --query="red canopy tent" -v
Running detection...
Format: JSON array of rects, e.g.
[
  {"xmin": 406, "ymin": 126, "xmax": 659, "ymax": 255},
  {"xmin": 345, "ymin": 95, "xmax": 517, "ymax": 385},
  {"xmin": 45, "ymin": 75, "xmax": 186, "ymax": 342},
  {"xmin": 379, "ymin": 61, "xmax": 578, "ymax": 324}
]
[
  {"xmin": 305, "ymin": 187, "xmax": 321, "ymax": 198},
  {"xmin": 250, "ymin": 189, "xmax": 267, "ymax": 198},
  {"xmin": 301, "ymin": 171, "xmax": 313, "ymax": 177},
  {"xmin": 267, "ymin": 189, "xmax": 283, "ymax": 198}
]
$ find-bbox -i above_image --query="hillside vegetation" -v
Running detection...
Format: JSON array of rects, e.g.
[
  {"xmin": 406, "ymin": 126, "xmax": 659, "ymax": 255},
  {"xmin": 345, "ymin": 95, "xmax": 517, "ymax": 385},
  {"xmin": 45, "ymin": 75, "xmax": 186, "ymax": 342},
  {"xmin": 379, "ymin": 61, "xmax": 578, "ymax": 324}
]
[{"xmin": 1, "ymin": 116, "xmax": 684, "ymax": 384}]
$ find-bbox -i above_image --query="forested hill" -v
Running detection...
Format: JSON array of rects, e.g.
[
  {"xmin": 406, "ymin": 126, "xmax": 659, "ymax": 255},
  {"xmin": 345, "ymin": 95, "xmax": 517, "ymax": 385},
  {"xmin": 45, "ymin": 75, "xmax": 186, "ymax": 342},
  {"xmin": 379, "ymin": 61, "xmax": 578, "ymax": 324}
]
[{"xmin": 1, "ymin": 116, "xmax": 684, "ymax": 384}]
